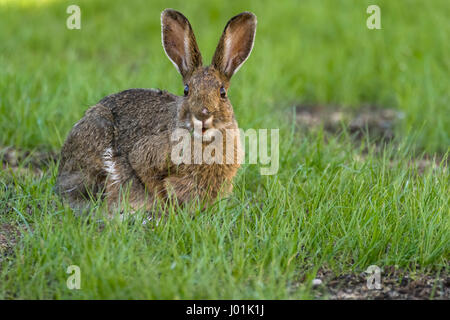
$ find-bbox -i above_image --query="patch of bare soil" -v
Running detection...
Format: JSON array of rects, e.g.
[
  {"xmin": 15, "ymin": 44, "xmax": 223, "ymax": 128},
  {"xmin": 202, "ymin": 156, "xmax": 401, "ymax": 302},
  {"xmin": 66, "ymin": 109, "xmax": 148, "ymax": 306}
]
[
  {"xmin": 0, "ymin": 146, "xmax": 57, "ymax": 175},
  {"xmin": 296, "ymin": 104, "xmax": 403, "ymax": 143},
  {"xmin": 312, "ymin": 267, "xmax": 449, "ymax": 300},
  {"xmin": 0, "ymin": 224, "xmax": 21, "ymax": 262},
  {"xmin": 295, "ymin": 104, "xmax": 447, "ymax": 172}
]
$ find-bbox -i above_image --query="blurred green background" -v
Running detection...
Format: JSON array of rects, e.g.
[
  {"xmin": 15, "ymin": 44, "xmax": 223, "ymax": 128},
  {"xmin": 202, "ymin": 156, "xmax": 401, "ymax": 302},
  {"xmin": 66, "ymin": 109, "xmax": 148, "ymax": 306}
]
[{"xmin": 0, "ymin": 0, "xmax": 449, "ymax": 153}]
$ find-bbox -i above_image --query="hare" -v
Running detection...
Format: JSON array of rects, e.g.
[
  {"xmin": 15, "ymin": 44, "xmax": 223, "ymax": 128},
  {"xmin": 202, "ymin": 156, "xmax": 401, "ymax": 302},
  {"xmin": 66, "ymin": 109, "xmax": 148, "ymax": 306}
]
[{"xmin": 56, "ymin": 9, "xmax": 257, "ymax": 212}]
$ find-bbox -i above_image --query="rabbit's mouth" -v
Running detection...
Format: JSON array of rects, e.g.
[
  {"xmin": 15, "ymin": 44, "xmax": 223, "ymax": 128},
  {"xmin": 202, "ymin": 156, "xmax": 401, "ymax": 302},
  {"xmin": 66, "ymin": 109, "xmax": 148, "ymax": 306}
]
[
  {"xmin": 191, "ymin": 115, "xmax": 224, "ymax": 142},
  {"xmin": 191, "ymin": 114, "xmax": 214, "ymax": 134}
]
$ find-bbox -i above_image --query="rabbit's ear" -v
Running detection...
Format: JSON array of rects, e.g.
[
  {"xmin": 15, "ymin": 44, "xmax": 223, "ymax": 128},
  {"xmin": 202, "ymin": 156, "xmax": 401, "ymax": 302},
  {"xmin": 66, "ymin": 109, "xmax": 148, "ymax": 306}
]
[
  {"xmin": 161, "ymin": 9, "xmax": 203, "ymax": 79},
  {"xmin": 211, "ymin": 12, "xmax": 257, "ymax": 80}
]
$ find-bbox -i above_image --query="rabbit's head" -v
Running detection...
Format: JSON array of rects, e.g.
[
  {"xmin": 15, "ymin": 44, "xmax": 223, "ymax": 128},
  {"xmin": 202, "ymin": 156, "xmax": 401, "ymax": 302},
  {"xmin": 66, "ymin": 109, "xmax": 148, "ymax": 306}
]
[{"xmin": 161, "ymin": 9, "xmax": 256, "ymax": 138}]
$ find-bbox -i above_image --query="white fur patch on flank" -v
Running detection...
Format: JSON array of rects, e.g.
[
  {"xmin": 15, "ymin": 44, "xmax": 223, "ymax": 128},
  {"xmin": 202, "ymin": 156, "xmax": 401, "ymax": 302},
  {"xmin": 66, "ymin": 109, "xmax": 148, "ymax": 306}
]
[{"xmin": 103, "ymin": 147, "xmax": 120, "ymax": 184}]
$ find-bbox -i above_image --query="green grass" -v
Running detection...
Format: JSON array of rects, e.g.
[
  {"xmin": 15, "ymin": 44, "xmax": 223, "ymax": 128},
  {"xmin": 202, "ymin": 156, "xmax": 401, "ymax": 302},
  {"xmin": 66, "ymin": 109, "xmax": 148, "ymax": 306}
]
[{"xmin": 0, "ymin": 0, "xmax": 449, "ymax": 299}]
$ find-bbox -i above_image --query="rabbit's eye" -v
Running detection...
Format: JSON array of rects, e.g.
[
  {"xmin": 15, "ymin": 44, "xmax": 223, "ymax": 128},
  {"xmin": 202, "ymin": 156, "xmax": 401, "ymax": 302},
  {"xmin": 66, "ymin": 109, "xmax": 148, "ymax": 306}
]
[
  {"xmin": 220, "ymin": 86, "xmax": 227, "ymax": 98},
  {"xmin": 184, "ymin": 84, "xmax": 189, "ymax": 96}
]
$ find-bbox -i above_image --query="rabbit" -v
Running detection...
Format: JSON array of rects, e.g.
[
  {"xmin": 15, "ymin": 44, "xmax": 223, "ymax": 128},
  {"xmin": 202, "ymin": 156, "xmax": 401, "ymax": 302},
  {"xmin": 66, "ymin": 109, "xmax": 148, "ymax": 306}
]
[{"xmin": 56, "ymin": 9, "xmax": 257, "ymax": 212}]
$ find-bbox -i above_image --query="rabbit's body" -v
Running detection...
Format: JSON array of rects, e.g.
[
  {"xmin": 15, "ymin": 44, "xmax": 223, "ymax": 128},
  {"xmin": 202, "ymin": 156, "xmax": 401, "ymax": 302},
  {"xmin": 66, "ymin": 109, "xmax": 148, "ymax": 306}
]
[
  {"xmin": 56, "ymin": 9, "xmax": 256, "ymax": 212},
  {"xmin": 57, "ymin": 87, "xmax": 240, "ymax": 209},
  {"xmin": 57, "ymin": 89, "xmax": 174, "ymax": 209}
]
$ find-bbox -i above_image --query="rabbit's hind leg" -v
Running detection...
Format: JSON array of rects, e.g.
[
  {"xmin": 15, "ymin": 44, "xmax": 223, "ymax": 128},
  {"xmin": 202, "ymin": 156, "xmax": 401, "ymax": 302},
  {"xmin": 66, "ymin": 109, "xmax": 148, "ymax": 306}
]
[
  {"xmin": 56, "ymin": 104, "xmax": 116, "ymax": 209},
  {"xmin": 102, "ymin": 152, "xmax": 149, "ymax": 211}
]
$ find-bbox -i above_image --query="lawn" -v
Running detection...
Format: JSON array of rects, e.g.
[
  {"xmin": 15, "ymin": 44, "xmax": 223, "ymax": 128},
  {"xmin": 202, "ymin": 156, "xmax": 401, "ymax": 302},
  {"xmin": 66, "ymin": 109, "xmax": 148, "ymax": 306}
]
[{"xmin": 0, "ymin": 0, "xmax": 448, "ymax": 299}]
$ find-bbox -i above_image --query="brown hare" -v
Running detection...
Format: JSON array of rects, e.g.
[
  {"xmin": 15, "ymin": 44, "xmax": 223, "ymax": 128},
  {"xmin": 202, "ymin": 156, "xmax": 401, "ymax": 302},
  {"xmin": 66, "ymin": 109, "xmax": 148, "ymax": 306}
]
[{"xmin": 56, "ymin": 9, "xmax": 257, "ymax": 212}]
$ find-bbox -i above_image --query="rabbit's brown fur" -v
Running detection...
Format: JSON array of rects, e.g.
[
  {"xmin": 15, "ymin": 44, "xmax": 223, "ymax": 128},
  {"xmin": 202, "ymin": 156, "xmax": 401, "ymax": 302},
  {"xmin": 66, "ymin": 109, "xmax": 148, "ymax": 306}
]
[{"xmin": 56, "ymin": 9, "xmax": 257, "ymax": 212}]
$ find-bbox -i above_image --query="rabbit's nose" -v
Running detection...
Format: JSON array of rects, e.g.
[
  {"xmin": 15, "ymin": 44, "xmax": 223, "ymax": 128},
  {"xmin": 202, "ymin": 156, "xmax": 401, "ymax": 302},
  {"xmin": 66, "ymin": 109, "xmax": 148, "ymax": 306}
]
[{"xmin": 194, "ymin": 107, "xmax": 211, "ymax": 121}]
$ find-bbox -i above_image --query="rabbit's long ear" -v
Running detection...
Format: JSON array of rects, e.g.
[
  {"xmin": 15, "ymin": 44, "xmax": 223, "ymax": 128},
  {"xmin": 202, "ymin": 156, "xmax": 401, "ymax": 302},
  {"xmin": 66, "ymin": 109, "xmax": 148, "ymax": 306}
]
[
  {"xmin": 211, "ymin": 12, "xmax": 257, "ymax": 80},
  {"xmin": 161, "ymin": 9, "xmax": 202, "ymax": 79}
]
